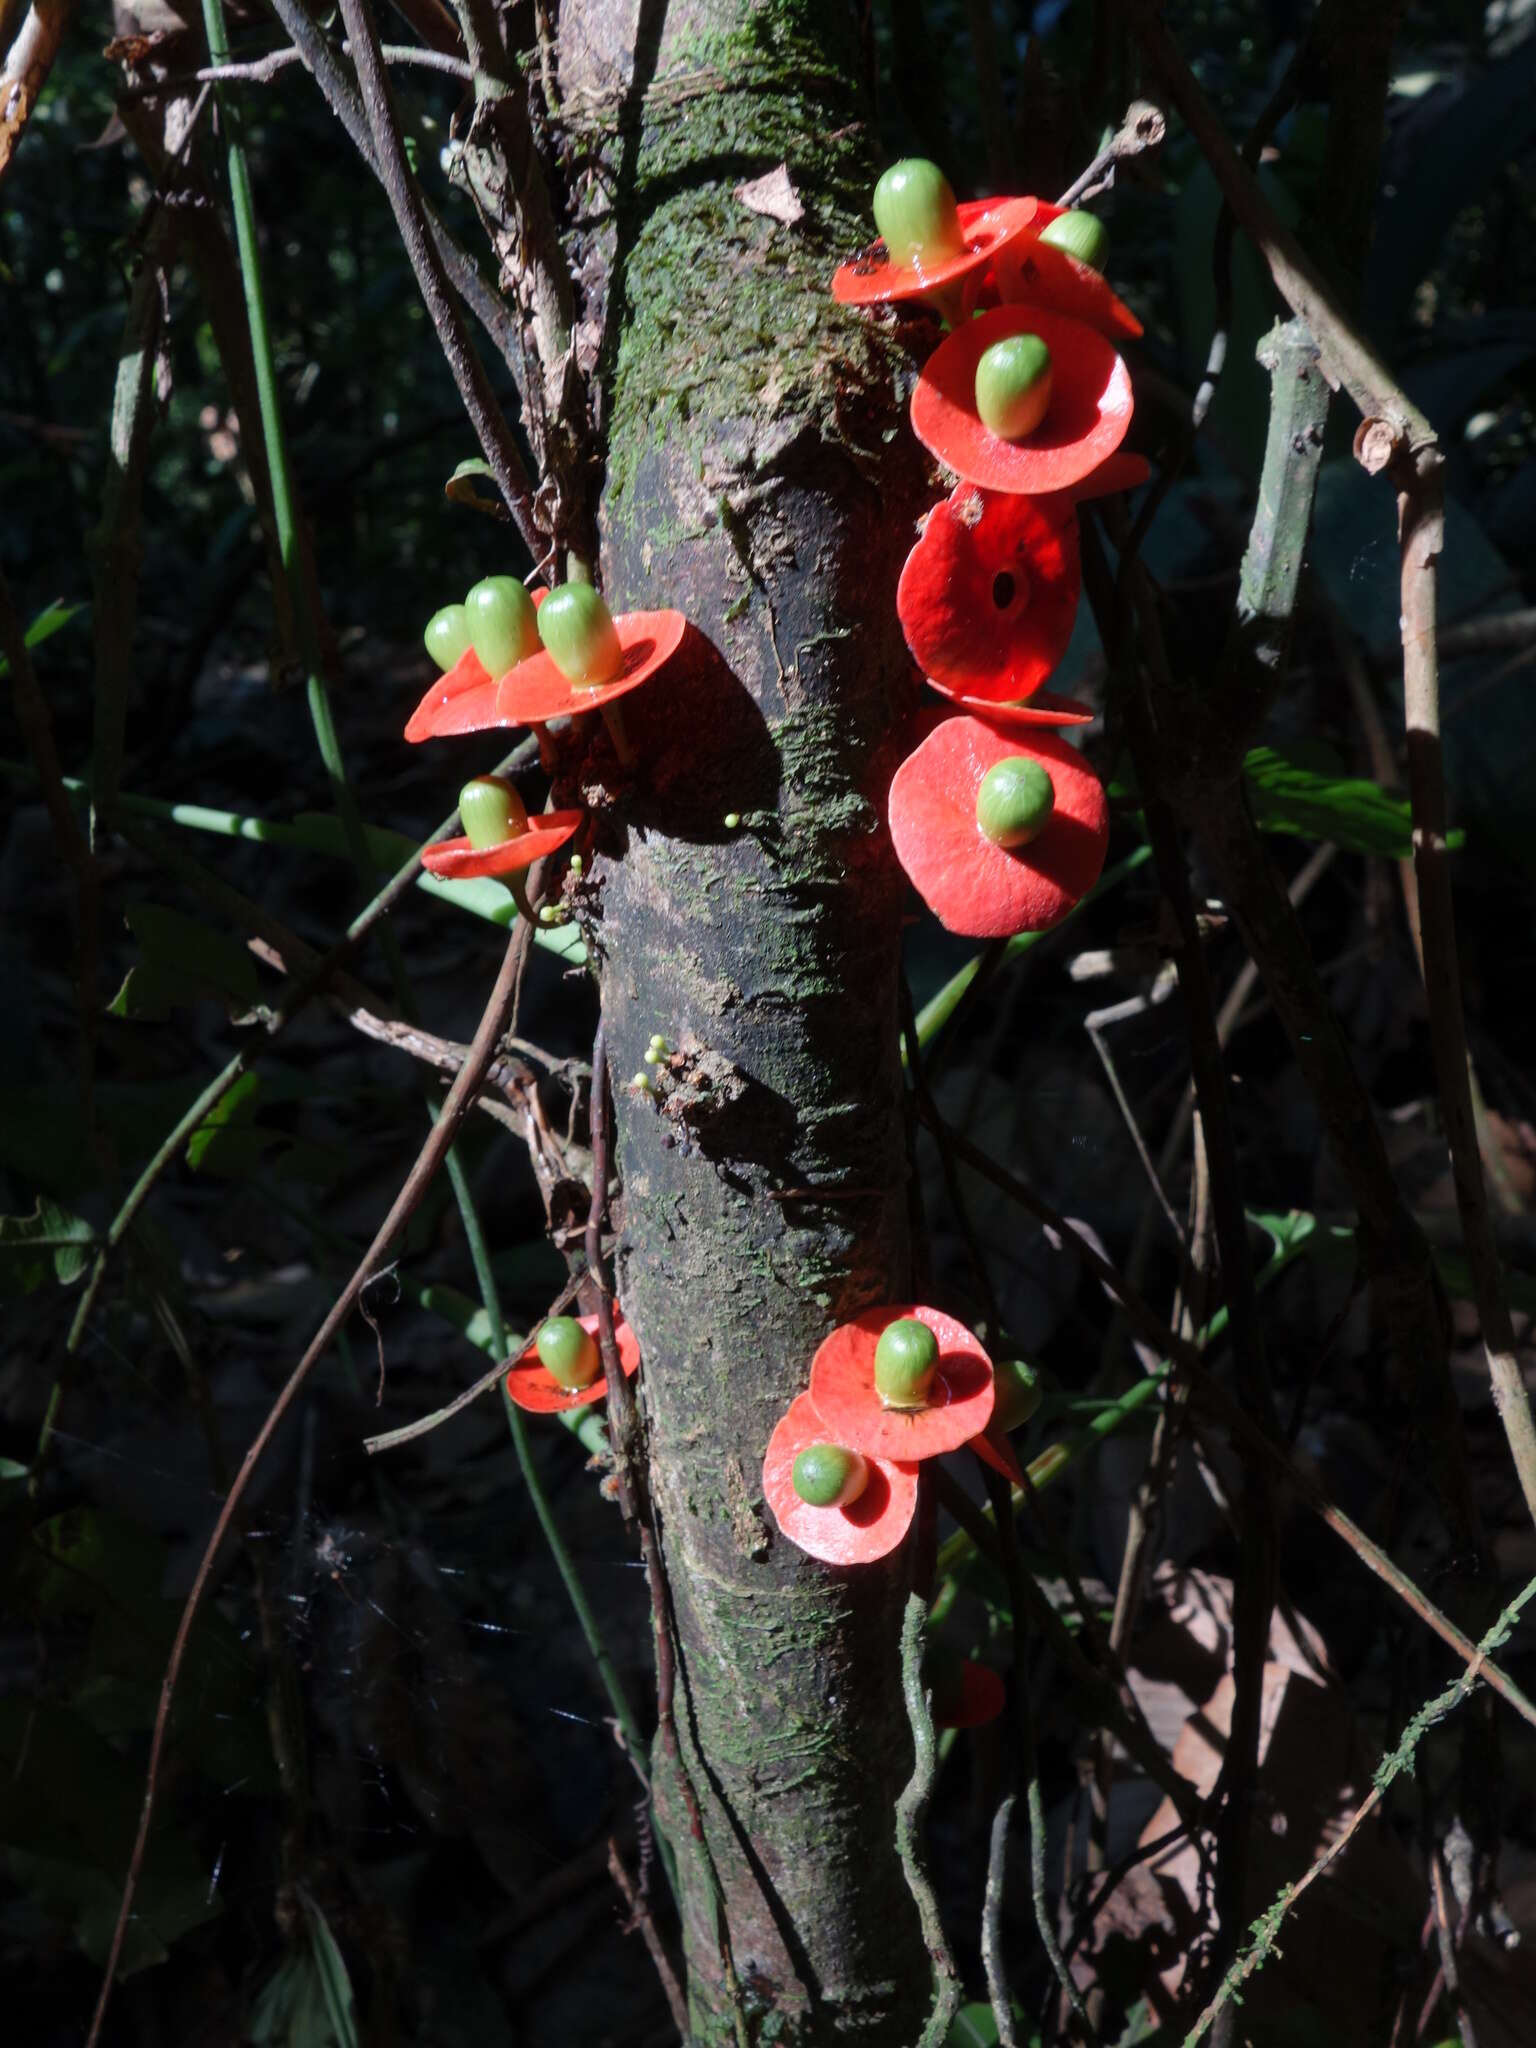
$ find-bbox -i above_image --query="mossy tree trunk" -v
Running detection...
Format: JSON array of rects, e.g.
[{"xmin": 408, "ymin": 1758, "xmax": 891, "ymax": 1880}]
[{"xmin": 558, "ymin": 3, "xmax": 934, "ymax": 2040}]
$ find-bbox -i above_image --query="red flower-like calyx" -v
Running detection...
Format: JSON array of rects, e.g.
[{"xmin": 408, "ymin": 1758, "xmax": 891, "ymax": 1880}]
[
  {"xmin": 832, "ymin": 196, "xmax": 1038, "ymax": 309},
  {"xmin": 899, "ymin": 483, "xmax": 1082, "ymax": 704},
  {"xmin": 495, "ymin": 610, "xmax": 688, "ymax": 726},
  {"xmin": 995, "ymin": 216, "xmax": 1143, "ymax": 345},
  {"xmin": 888, "ymin": 717, "xmax": 1109, "ymax": 939},
  {"xmin": 808, "ymin": 1304, "xmax": 994, "ymax": 1462},
  {"xmin": 763, "ymin": 1392, "xmax": 920, "ymax": 1566},
  {"xmin": 420, "ymin": 808, "xmax": 585, "ymax": 881},
  {"xmin": 911, "ymin": 306, "xmax": 1133, "ymax": 497},
  {"xmin": 504, "ymin": 1309, "xmax": 640, "ymax": 1414},
  {"xmin": 405, "ymin": 646, "xmax": 503, "ymax": 743},
  {"xmin": 933, "ymin": 1659, "xmax": 1006, "ymax": 1730}
]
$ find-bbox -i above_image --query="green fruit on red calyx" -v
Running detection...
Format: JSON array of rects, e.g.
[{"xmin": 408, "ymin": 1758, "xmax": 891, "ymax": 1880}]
[
  {"xmin": 792, "ymin": 1442, "xmax": 868, "ymax": 1508},
  {"xmin": 976, "ymin": 757, "xmax": 1054, "ymax": 849},
  {"xmin": 538, "ymin": 583, "xmax": 625, "ymax": 687},
  {"xmin": 975, "ymin": 334, "xmax": 1053, "ymax": 441},
  {"xmin": 1038, "ymin": 209, "xmax": 1109, "ymax": 271},
  {"xmin": 872, "ymin": 158, "xmax": 965, "ymax": 271},
  {"xmin": 466, "ymin": 575, "xmax": 539, "ymax": 678},
  {"xmin": 536, "ymin": 1316, "xmax": 601, "ymax": 1390},
  {"xmin": 874, "ymin": 1317, "xmax": 940, "ymax": 1410},
  {"xmin": 424, "ymin": 604, "xmax": 472, "ymax": 673},
  {"xmin": 993, "ymin": 1358, "xmax": 1043, "ymax": 1432},
  {"xmin": 459, "ymin": 776, "xmax": 529, "ymax": 851}
]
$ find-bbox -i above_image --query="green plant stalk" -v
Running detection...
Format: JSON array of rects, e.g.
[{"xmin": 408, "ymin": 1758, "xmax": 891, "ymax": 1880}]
[{"xmin": 910, "ymin": 845, "xmax": 1151, "ymax": 1052}]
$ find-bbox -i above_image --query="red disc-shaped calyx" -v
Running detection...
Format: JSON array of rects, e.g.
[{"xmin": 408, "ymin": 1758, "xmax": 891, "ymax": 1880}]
[
  {"xmin": 763, "ymin": 1393, "xmax": 920, "ymax": 1566},
  {"xmin": 832, "ymin": 195, "xmax": 1038, "ymax": 308},
  {"xmin": 970, "ymin": 1416, "xmax": 1025, "ymax": 1486},
  {"xmin": 926, "ymin": 684, "xmax": 1094, "ymax": 728},
  {"xmin": 888, "ymin": 717, "xmax": 1108, "ymax": 939},
  {"xmin": 899, "ymin": 483, "xmax": 1081, "ymax": 704},
  {"xmin": 911, "ymin": 306, "xmax": 1132, "ymax": 496},
  {"xmin": 505, "ymin": 1310, "xmax": 640, "ymax": 1413},
  {"xmin": 995, "ymin": 229, "xmax": 1143, "ymax": 343},
  {"xmin": 808, "ymin": 1305, "xmax": 993, "ymax": 1462},
  {"xmin": 933, "ymin": 1660, "xmax": 1006, "ymax": 1729},
  {"xmin": 420, "ymin": 808, "xmax": 585, "ymax": 881},
  {"xmin": 405, "ymin": 645, "xmax": 505, "ymax": 743},
  {"xmin": 495, "ymin": 610, "xmax": 687, "ymax": 726}
]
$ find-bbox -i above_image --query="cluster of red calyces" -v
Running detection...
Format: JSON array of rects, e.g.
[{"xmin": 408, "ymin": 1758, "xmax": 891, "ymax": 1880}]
[
  {"xmin": 834, "ymin": 158, "xmax": 1135, "ymax": 939},
  {"xmin": 404, "ymin": 571, "xmax": 689, "ymax": 900}
]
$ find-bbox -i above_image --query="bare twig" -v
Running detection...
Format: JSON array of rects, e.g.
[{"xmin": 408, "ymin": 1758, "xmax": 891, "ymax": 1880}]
[
  {"xmin": 608, "ymin": 1838, "xmax": 690, "ymax": 2040},
  {"xmin": 86, "ymin": 923, "xmax": 533, "ymax": 2046},
  {"xmin": 196, "ymin": 42, "xmax": 472, "ymax": 86},
  {"xmin": 982, "ymin": 1793, "xmax": 1019, "ymax": 2048},
  {"xmin": 334, "ymin": 0, "xmax": 541, "ymax": 551},
  {"xmin": 895, "ymin": 1592, "xmax": 964, "ymax": 2046},
  {"xmin": 1055, "ymin": 98, "xmax": 1166, "ymax": 208},
  {"xmin": 0, "ymin": 0, "xmax": 74, "ymax": 181}
]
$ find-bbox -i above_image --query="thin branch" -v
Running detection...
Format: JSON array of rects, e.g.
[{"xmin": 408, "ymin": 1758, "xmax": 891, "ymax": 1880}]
[
  {"xmin": 608, "ymin": 1839, "xmax": 690, "ymax": 2040},
  {"xmin": 895, "ymin": 1592, "xmax": 964, "ymax": 2046},
  {"xmin": 1055, "ymin": 97, "xmax": 1166, "ymax": 208},
  {"xmin": 87, "ymin": 921, "xmax": 534, "ymax": 2047},
  {"xmin": 0, "ymin": 0, "xmax": 75, "ymax": 181},
  {"xmin": 334, "ymin": 0, "xmax": 541, "ymax": 552},
  {"xmin": 982, "ymin": 1794, "xmax": 1019, "ymax": 2048},
  {"xmin": 197, "ymin": 42, "xmax": 472, "ymax": 85}
]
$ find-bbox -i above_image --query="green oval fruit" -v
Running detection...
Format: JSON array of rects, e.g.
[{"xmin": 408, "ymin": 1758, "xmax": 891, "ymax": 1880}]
[
  {"xmin": 975, "ymin": 334, "xmax": 1053, "ymax": 441},
  {"xmin": 466, "ymin": 575, "xmax": 539, "ymax": 678},
  {"xmin": 993, "ymin": 1358, "xmax": 1043, "ymax": 1432},
  {"xmin": 874, "ymin": 1317, "xmax": 940, "ymax": 1410},
  {"xmin": 872, "ymin": 158, "xmax": 965, "ymax": 271},
  {"xmin": 1038, "ymin": 209, "xmax": 1109, "ymax": 271},
  {"xmin": 791, "ymin": 1442, "xmax": 868, "ymax": 1508},
  {"xmin": 459, "ymin": 775, "xmax": 529, "ymax": 851},
  {"xmin": 536, "ymin": 1316, "xmax": 601, "ymax": 1390},
  {"xmin": 976, "ymin": 756, "xmax": 1054, "ymax": 849},
  {"xmin": 424, "ymin": 604, "xmax": 472, "ymax": 673},
  {"xmin": 538, "ymin": 583, "xmax": 625, "ymax": 687}
]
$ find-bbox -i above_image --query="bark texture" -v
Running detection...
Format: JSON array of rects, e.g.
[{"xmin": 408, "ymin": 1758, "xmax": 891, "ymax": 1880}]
[{"xmin": 558, "ymin": 2, "xmax": 933, "ymax": 2038}]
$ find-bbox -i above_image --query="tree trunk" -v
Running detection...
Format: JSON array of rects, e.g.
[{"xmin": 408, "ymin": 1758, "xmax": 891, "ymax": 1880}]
[{"xmin": 559, "ymin": 3, "xmax": 934, "ymax": 2039}]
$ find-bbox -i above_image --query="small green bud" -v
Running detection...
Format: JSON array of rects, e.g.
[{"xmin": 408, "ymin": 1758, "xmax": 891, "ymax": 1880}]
[
  {"xmin": 874, "ymin": 1317, "xmax": 939, "ymax": 1410},
  {"xmin": 538, "ymin": 583, "xmax": 625, "ymax": 687},
  {"xmin": 872, "ymin": 159, "xmax": 965, "ymax": 271},
  {"xmin": 459, "ymin": 775, "xmax": 529, "ymax": 850},
  {"xmin": 648, "ymin": 1033, "xmax": 669, "ymax": 1054},
  {"xmin": 723, "ymin": 812, "xmax": 741, "ymax": 830},
  {"xmin": 631, "ymin": 1072, "xmax": 652, "ymax": 1092},
  {"xmin": 569, "ymin": 854, "xmax": 584, "ymax": 876},
  {"xmin": 536, "ymin": 1315, "xmax": 601, "ymax": 1390},
  {"xmin": 424, "ymin": 604, "xmax": 472, "ymax": 673},
  {"xmin": 643, "ymin": 1047, "xmax": 661, "ymax": 1065},
  {"xmin": 993, "ymin": 1358, "xmax": 1043, "ymax": 1433},
  {"xmin": 976, "ymin": 757, "xmax": 1054, "ymax": 849},
  {"xmin": 975, "ymin": 334, "xmax": 1053, "ymax": 441},
  {"xmin": 791, "ymin": 1442, "xmax": 868, "ymax": 1508},
  {"xmin": 466, "ymin": 575, "xmax": 539, "ymax": 678},
  {"xmin": 1038, "ymin": 209, "xmax": 1109, "ymax": 271}
]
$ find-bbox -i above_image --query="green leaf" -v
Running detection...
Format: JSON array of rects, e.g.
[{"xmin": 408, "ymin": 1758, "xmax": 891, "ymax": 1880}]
[
  {"xmin": 109, "ymin": 901, "xmax": 261, "ymax": 1019},
  {"xmin": 0, "ymin": 1200, "xmax": 95, "ymax": 1297},
  {"xmin": 0, "ymin": 599, "xmax": 86, "ymax": 680},
  {"xmin": 443, "ymin": 457, "xmax": 509, "ymax": 521},
  {"xmin": 186, "ymin": 1068, "xmax": 264, "ymax": 1173},
  {"xmin": 1243, "ymin": 745, "xmax": 1463, "ymax": 857},
  {"xmin": 301, "ymin": 1890, "xmax": 359, "ymax": 2048}
]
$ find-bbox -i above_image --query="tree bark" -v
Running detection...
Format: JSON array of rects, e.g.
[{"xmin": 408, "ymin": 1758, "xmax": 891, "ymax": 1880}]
[{"xmin": 558, "ymin": 2, "xmax": 933, "ymax": 2039}]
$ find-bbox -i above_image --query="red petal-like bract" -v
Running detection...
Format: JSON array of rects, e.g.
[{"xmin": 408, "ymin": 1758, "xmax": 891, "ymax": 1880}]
[
  {"xmin": 504, "ymin": 1310, "xmax": 641, "ymax": 1414},
  {"xmin": 420, "ymin": 808, "xmax": 585, "ymax": 880},
  {"xmin": 925, "ymin": 684, "xmax": 1094, "ymax": 728},
  {"xmin": 405, "ymin": 646, "xmax": 504, "ymax": 743},
  {"xmin": 899, "ymin": 483, "xmax": 1081, "ymax": 702},
  {"xmin": 911, "ymin": 305, "xmax": 1133, "ymax": 496},
  {"xmin": 763, "ymin": 1392, "xmax": 920, "ymax": 1566},
  {"xmin": 933, "ymin": 1660, "xmax": 1006, "ymax": 1730},
  {"xmin": 808, "ymin": 1304, "xmax": 994, "ymax": 1462},
  {"xmin": 995, "ymin": 231, "xmax": 1144, "ymax": 343},
  {"xmin": 888, "ymin": 716, "xmax": 1109, "ymax": 939},
  {"xmin": 970, "ymin": 1417, "xmax": 1025, "ymax": 1486},
  {"xmin": 831, "ymin": 195, "xmax": 1038, "ymax": 308},
  {"xmin": 495, "ymin": 610, "xmax": 688, "ymax": 726}
]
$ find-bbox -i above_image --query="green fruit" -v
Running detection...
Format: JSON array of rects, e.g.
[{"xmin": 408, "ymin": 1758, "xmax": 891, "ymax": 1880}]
[
  {"xmin": 791, "ymin": 1442, "xmax": 868, "ymax": 1508},
  {"xmin": 1038, "ymin": 209, "xmax": 1109, "ymax": 271},
  {"xmin": 874, "ymin": 1317, "xmax": 939, "ymax": 1410},
  {"xmin": 424, "ymin": 604, "xmax": 472, "ymax": 673},
  {"xmin": 459, "ymin": 775, "xmax": 529, "ymax": 850},
  {"xmin": 466, "ymin": 575, "xmax": 539, "ymax": 678},
  {"xmin": 976, "ymin": 757, "xmax": 1055, "ymax": 849},
  {"xmin": 872, "ymin": 158, "xmax": 965, "ymax": 270},
  {"xmin": 975, "ymin": 334, "xmax": 1053, "ymax": 440},
  {"xmin": 536, "ymin": 1316, "xmax": 601, "ymax": 1389},
  {"xmin": 538, "ymin": 583, "xmax": 625, "ymax": 687},
  {"xmin": 993, "ymin": 1358, "xmax": 1043, "ymax": 1432}
]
